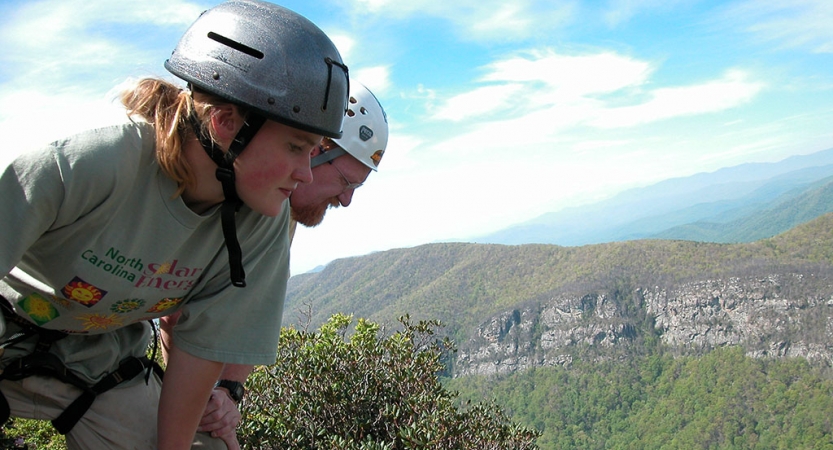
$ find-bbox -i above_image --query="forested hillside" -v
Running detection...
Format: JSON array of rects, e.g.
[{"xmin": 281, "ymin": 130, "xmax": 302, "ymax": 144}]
[
  {"xmin": 448, "ymin": 347, "xmax": 833, "ymax": 449},
  {"xmin": 283, "ymin": 214, "xmax": 833, "ymax": 448},
  {"xmin": 286, "ymin": 212, "xmax": 833, "ymax": 347}
]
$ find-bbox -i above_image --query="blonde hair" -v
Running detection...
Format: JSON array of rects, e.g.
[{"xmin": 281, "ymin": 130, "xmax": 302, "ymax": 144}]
[{"xmin": 120, "ymin": 78, "xmax": 231, "ymax": 196}]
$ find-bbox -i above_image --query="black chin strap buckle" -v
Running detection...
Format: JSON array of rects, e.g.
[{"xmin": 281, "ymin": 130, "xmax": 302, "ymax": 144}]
[{"xmin": 215, "ymin": 167, "xmax": 238, "ymax": 202}]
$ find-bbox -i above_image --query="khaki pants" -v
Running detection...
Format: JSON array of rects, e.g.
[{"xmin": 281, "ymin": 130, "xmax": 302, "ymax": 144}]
[{"xmin": 1, "ymin": 374, "xmax": 229, "ymax": 449}]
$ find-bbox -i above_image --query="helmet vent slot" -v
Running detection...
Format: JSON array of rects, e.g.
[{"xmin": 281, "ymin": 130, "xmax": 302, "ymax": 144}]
[{"xmin": 207, "ymin": 32, "xmax": 264, "ymax": 59}]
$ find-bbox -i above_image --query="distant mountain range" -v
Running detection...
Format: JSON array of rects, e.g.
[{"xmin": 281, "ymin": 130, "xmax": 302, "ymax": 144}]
[
  {"xmin": 284, "ymin": 150, "xmax": 833, "ymax": 447},
  {"xmin": 286, "ymin": 212, "xmax": 833, "ymax": 376},
  {"xmin": 473, "ymin": 147, "xmax": 833, "ymax": 246},
  {"xmin": 285, "ymin": 147, "xmax": 833, "ymax": 376}
]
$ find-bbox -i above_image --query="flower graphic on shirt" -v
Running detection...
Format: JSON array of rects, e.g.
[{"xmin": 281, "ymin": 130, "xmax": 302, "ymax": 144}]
[
  {"xmin": 147, "ymin": 297, "xmax": 184, "ymax": 313},
  {"xmin": 111, "ymin": 298, "xmax": 146, "ymax": 314},
  {"xmin": 18, "ymin": 293, "xmax": 59, "ymax": 326},
  {"xmin": 77, "ymin": 313, "xmax": 123, "ymax": 331},
  {"xmin": 62, "ymin": 277, "xmax": 106, "ymax": 307}
]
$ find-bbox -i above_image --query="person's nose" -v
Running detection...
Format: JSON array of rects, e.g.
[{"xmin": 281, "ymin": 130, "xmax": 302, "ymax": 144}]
[
  {"xmin": 293, "ymin": 161, "xmax": 313, "ymax": 184},
  {"xmin": 338, "ymin": 189, "xmax": 354, "ymax": 207}
]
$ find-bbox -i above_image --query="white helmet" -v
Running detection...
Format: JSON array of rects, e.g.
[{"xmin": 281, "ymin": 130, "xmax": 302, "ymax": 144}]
[{"xmin": 311, "ymin": 82, "xmax": 388, "ymax": 170}]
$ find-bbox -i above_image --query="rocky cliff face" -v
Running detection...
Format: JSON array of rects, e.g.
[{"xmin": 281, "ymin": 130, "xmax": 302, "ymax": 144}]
[{"xmin": 455, "ymin": 273, "xmax": 833, "ymax": 377}]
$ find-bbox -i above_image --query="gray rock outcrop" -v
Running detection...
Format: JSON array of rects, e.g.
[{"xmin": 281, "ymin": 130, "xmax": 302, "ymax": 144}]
[{"xmin": 456, "ymin": 274, "xmax": 833, "ymax": 377}]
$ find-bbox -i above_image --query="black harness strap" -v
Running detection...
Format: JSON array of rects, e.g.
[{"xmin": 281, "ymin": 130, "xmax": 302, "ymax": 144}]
[
  {"xmin": 1, "ymin": 351, "xmax": 150, "ymax": 434},
  {"xmin": 51, "ymin": 355, "xmax": 151, "ymax": 434},
  {"xmin": 0, "ymin": 298, "xmax": 158, "ymax": 434}
]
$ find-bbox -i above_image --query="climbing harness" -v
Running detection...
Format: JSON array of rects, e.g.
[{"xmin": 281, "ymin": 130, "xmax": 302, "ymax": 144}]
[{"xmin": 0, "ymin": 297, "xmax": 162, "ymax": 434}]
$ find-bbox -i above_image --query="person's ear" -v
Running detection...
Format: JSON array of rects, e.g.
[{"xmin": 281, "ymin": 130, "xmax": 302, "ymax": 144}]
[
  {"xmin": 209, "ymin": 104, "xmax": 243, "ymax": 148},
  {"xmin": 310, "ymin": 143, "xmax": 323, "ymax": 157}
]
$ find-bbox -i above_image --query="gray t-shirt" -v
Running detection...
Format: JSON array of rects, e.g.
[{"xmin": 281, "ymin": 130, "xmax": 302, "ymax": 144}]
[{"xmin": 0, "ymin": 120, "xmax": 289, "ymax": 382}]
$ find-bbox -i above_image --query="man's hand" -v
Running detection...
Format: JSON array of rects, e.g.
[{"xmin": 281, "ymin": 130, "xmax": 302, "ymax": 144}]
[{"xmin": 198, "ymin": 387, "xmax": 242, "ymax": 449}]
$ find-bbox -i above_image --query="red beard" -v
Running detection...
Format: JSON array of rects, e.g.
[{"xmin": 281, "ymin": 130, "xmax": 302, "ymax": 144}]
[{"xmin": 291, "ymin": 197, "xmax": 341, "ymax": 227}]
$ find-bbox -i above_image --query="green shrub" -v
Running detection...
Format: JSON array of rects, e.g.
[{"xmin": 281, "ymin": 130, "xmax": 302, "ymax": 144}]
[
  {"xmin": 1, "ymin": 418, "xmax": 65, "ymax": 449},
  {"xmin": 238, "ymin": 313, "xmax": 540, "ymax": 449},
  {"xmin": 1, "ymin": 314, "xmax": 538, "ymax": 449}
]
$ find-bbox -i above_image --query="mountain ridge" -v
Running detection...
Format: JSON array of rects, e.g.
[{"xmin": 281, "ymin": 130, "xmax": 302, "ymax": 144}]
[
  {"xmin": 473, "ymin": 147, "xmax": 833, "ymax": 246},
  {"xmin": 287, "ymin": 212, "xmax": 833, "ymax": 375}
]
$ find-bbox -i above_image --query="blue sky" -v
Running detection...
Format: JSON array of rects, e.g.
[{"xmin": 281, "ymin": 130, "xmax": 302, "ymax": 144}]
[{"xmin": 1, "ymin": 0, "xmax": 832, "ymax": 275}]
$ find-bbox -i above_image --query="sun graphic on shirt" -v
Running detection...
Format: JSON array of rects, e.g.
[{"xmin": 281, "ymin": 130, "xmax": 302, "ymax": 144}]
[
  {"xmin": 61, "ymin": 277, "xmax": 106, "ymax": 307},
  {"xmin": 77, "ymin": 313, "xmax": 123, "ymax": 331},
  {"xmin": 147, "ymin": 297, "xmax": 184, "ymax": 313},
  {"xmin": 18, "ymin": 293, "xmax": 60, "ymax": 326}
]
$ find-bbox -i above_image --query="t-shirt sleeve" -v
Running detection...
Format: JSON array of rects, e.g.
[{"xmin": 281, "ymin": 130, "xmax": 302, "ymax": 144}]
[
  {"xmin": 0, "ymin": 146, "xmax": 63, "ymax": 278},
  {"xmin": 0, "ymin": 124, "xmax": 141, "ymax": 279}
]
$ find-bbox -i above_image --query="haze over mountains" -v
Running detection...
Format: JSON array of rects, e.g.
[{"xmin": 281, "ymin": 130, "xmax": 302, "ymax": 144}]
[
  {"xmin": 285, "ymin": 146, "xmax": 833, "ymax": 375},
  {"xmin": 282, "ymin": 148, "xmax": 833, "ymax": 447},
  {"xmin": 473, "ymin": 147, "xmax": 833, "ymax": 247},
  {"xmin": 287, "ymin": 213, "xmax": 833, "ymax": 380}
]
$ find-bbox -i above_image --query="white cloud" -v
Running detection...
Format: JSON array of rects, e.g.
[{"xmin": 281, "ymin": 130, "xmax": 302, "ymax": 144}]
[
  {"xmin": 434, "ymin": 84, "xmax": 525, "ymax": 121},
  {"xmin": 431, "ymin": 49, "xmax": 764, "ymax": 133},
  {"xmin": 722, "ymin": 0, "xmax": 833, "ymax": 54},
  {"xmin": 467, "ymin": 4, "xmax": 535, "ymax": 38},
  {"xmin": 2, "ymin": 0, "xmax": 203, "ymax": 29},
  {"xmin": 329, "ymin": 33, "xmax": 357, "ymax": 61},
  {"xmin": 432, "ymin": 50, "xmax": 653, "ymax": 123},
  {"xmin": 0, "ymin": 0, "xmax": 199, "ymax": 94},
  {"xmin": 591, "ymin": 69, "xmax": 765, "ymax": 128},
  {"xmin": 353, "ymin": 66, "xmax": 393, "ymax": 96},
  {"xmin": 2, "ymin": 0, "xmax": 199, "ymax": 61},
  {"xmin": 602, "ymin": 0, "xmax": 691, "ymax": 27},
  {"xmin": 0, "ymin": 1, "xmax": 201, "ymax": 159},
  {"xmin": 377, "ymin": 131, "xmax": 422, "ymax": 171},
  {"xmin": 482, "ymin": 50, "xmax": 653, "ymax": 96},
  {"xmin": 0, "ymin": 89, "xmax": 127, "ymax": 160},
  {"xmin": 345, "ymin": 0, "xmax": 576, "ymax": 41}
]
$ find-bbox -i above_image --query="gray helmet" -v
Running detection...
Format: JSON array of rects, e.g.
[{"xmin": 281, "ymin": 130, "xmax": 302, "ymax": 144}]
[{"xmin": 165, "ymin": 0, "xmax": 349, "ymax": 138}]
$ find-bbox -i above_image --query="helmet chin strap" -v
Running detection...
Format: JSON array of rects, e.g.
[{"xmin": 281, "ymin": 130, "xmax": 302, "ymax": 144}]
[
  {"xmin": 310, "ymin": 146, "xmax": 347, "ymax": 168},
  {"xmin": 188, "ymin": 110, "xmax": 267, "ymax": 287}
]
